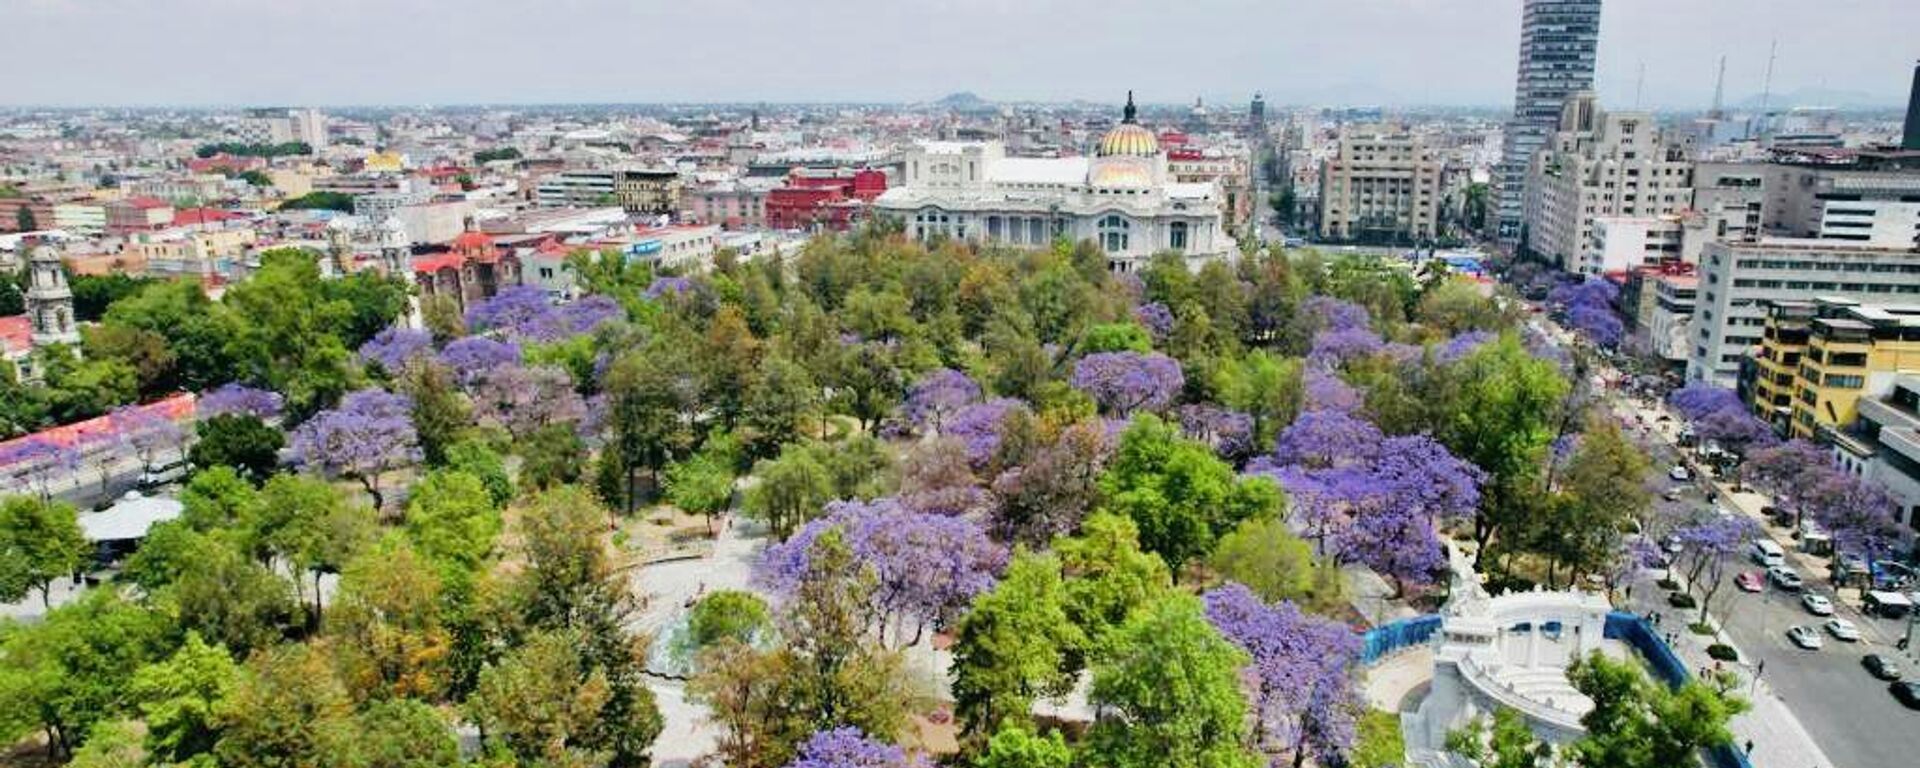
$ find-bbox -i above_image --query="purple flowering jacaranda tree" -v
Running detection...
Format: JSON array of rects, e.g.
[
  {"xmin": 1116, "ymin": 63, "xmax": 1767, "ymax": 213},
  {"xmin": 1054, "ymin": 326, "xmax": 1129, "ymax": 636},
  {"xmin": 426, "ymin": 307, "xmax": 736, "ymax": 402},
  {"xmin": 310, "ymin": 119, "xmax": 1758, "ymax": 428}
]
[
  {"xmin": 1204, "ymin": 583, "xmax": 1363, "ymax": 768},
  {"xmin": 1070, "ymin": 351, "xmax": 1184, "ymax": 417},
  {"xmin": 290, "ymin": 388, "xmax": 422, "ymax": 511},
  {"xmin": 902, "ymin": 368, "xmax": 982, "ymax": 435},
  {"xmin": 197, "ymin": 383, "xmax": 285, "ymax": 421}
]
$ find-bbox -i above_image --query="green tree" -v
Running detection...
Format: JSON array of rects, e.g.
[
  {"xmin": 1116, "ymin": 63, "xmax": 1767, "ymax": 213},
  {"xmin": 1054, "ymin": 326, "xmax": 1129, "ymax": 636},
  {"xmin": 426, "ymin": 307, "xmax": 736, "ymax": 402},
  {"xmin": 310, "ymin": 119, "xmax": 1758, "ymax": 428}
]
[
  {"xmin": 220, "ymin": 249, "xmax": 359, "ymax": 416},
  {"xmin": 519, "ymin": 421, "xmax": 588, "ymax": 491},
  {"xmin": 743, "ymin": 351, "xmax": 819, "ymax": 458},
  {"xmin": 667, "ymin": 451, "xmax": 735, "ymax": 533},
  {"xmin": 1446, "ymin": 706, "xmax": 1549, "ymax": 768},
  {"xmin": 1207, "ymin": 516, "xmax": 1347, "ymax": 614},
  {"xmin": 156, "ymin": 537, "xmax": 298, "ymax": 657},
  {"xmin": 468, "ymin": 629, "xmax": 621, "ymax": 768},
  {"xmin": 326, "ymin": 539, "xmax": 451, "ymax": 703},
  {"xmin": 243, "ymin": 473, "xmax": 373, "ymax": 622},
  {"xmin": 1083, "ymin": 594, "xmax": 1259, "ymax": 768},
  {"xmin": 346, "ymin": 699, "xmax": 460, "ymax": 768},
  {"xmin": 213, "ymin": 644, "xmax": 358, "ymax": 768},
  {"xmin": 1053, "ymin": 512, "xmax": 1173, "ymax": 662},
  {"xmin": 1431, "ymin": 334, "xmax": 1568, "ymax": 561},
  {"xmin": 65, "ymin": 719, "xmax": 145, "ymax": 768},
  {"xmin": 1564, "ymin": 652, "xmax": 1749, "ymax": 768},
  {"xmin": 743, "ymin": 442, "xmax": 835, "ymax": 537},
  {"xmin": 81, "ymin": 324, "xmax": 177, "ymax": 397},
  {"xmin": 1353, "ymin": 709, "xmax": 1408, "ymax": 768},
  {"xmin": 0, "ymin": 495, "xmax": 91, "ymax": 608},
  {"xmin": 403, "ymin": 469, "xmax": 502, "ymax": 579},
  {"xmin": 1099, "ymin": 415, "xmax": 1283, "ymax": 573},
  {"xmin": 127, "ymin": 632, "xmax": 240, "ymax": 764},
  {"xmin": 975, "ymin": 725, "xmax": 1074, "ymax": 768},
  {"xmin": 1537, "ymin": 417, "xmax": 1651, "ymax": 588},
  {"xmin": 189, "ymin": 413, "xmax": 285, "ymax": 483},
  {"xmin": 1081, "ymin": 322, "xmax": 1153, "ymax": 354},
  {"xmin": 683, "ymin": 589, "xmax": 771, "ymax": 652},
  {"xmin": 952, "ymin": 551, "xmax": 1085, "ymax": 741},
  {"xmin": 393, "ymin": 358, "xmax": 469, "ymax": 466},
  {"xmin": 444, "ymin": 438, "xmax": 514, "ymax": 506},
  {"xmin": 0, "ymin": 592, "xmax": 169, "ymax": 757},
  {"xmin": 1213, "ymin": 350, "xmax": 1303, "ymax": 449}
]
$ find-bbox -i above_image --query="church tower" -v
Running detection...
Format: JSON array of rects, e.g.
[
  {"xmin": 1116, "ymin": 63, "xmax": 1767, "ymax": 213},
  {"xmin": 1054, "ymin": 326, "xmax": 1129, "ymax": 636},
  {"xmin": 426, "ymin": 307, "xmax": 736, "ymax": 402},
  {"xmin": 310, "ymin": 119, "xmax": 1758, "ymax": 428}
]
[
  {"xmin": 377, "ymin": 217, "xmax": 413, "ymax": 277},
  {"xmin": 26, "ymin": 244, "xmax": 79, "ymax": 347}
]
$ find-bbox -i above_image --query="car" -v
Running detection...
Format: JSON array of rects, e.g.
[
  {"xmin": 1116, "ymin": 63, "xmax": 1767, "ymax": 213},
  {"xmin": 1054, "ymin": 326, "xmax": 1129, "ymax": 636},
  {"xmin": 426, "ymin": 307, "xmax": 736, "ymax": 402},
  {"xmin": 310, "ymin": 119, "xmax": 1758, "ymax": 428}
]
[
  {"xmin": 1894, "ymin": 681, "xmax": 1920, "ymax": 710},
  {"xmin": 1668, "ymin": 466, "xmax": 1691, "ymax": 482},
  {"xmin": 1824, "ymin": 618, "xmax": 1862, "ymax": 642},
  {"xmin": 1801, "ymin": 593, "xmax": 1835, "ymax": 615},
  {"xmin": 1787, "ymin": 625, "xmax": 1824, "ymax": 649},
  {"xmin": 1736, "ymin": 571, "xmax": 1765, "ymax": 592},
  {"xmin": 1663, "ymin": 489, "xmax": 1683, "ymax": 502},
  {"xmin": 1768, "ymin": 566, "xmax": 1805, "ymax": 591},
  {"xmin": 1865, "ymin": 654, "xmax": 1904, "ymax": 681}
]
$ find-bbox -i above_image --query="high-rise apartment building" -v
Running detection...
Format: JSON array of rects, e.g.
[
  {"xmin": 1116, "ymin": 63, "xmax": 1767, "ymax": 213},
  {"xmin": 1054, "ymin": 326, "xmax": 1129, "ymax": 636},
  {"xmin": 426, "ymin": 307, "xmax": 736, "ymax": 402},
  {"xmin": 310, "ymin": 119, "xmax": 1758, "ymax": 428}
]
[
  {"xmin": 1522, "ymin": 92, "xmax": 1694, "ymax": 272},
  {"xmin": 1904, "ymin": 61, "xmax": 1919, "ymax": 151},
  {"xmin": 1496, "ymin": 0, "xmax": 1602, "ymax": 244},
  {"xmin": 1317, "ymin": 126, "xmax": 1442, "ymax": 244},
  {"xmin": 1745, "ymin": 298, "xmax": 1920, "ymax": 440}
]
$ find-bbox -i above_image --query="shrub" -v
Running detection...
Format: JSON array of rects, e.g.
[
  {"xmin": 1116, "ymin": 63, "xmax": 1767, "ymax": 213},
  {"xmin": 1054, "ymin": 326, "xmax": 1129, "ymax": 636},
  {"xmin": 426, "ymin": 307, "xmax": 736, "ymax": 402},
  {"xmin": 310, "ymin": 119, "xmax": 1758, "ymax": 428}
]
[
  {"xmin": 1667, "ymin": 593, "xmax": 1697, "ymax": 609},
  {"xmin": 1688, "ymin": 621, "xmax": 1715, "ymax": 635},
  {"xmin": 1706, "ymin": 644, "xmax": 1739, "ymax": 662},
  {"xmin": 1656, "ymin": 578, "xmax": 1680, "ymax": 591}
]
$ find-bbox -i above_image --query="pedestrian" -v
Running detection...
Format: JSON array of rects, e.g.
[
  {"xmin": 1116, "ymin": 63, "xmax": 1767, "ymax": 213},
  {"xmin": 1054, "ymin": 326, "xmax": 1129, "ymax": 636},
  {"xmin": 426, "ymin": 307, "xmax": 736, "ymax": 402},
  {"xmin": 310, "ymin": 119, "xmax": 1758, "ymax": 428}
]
[{"xmin": 1744, "ymin": 740, "xmax": 1754, "ymax": 755}]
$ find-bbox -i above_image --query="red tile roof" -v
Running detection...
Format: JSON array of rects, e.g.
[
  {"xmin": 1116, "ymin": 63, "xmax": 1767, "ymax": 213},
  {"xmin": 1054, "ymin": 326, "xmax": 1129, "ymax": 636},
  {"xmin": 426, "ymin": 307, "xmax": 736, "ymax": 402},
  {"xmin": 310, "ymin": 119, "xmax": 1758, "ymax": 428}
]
[{"xmin": 0, "ymin": 315, "xmax": 30, "ymax": 355}]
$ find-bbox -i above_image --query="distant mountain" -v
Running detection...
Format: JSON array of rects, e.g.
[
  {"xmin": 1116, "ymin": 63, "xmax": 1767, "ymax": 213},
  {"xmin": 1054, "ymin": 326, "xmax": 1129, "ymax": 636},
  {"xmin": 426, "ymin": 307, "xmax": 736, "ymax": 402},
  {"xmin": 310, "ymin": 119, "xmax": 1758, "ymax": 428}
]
[
  {"xmin": 1731, "ymin": 87, "xmax": 1902, "ymax": 110},
  {"xmin": 936, "ymin": 92, "xmax": 993, "ymax": 111}
]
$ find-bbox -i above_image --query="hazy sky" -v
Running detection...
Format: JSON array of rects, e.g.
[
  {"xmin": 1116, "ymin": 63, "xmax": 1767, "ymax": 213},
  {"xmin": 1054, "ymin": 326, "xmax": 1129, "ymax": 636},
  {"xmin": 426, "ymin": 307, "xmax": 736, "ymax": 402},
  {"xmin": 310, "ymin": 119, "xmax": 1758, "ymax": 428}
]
[{"xmin": 10, "ymin": 0, "xmax": 1915, "ymax": 108}]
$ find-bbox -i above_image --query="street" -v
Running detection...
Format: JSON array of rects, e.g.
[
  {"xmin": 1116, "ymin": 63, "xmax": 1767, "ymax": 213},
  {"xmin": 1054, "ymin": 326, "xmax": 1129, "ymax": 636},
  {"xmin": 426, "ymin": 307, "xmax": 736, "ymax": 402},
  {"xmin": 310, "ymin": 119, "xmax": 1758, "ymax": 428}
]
[{"xmin": 1605, "ymin": 382, "xmax": 1920, "ymax": 768}]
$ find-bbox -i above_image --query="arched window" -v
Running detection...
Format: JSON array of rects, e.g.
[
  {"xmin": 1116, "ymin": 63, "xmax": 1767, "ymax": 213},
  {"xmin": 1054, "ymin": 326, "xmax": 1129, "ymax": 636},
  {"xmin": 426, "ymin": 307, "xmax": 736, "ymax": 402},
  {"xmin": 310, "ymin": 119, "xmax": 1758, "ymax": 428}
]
[{"xmin": 1098, "ymin": 215, "xmax": 1130, "ymax": 253}]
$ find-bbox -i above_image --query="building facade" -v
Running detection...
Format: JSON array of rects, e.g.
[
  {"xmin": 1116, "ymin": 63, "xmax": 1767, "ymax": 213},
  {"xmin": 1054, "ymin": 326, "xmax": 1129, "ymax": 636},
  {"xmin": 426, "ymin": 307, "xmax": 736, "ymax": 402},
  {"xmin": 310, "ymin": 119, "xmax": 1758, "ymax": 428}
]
[
  {"xmin": 1316, "ymin": 126, "xmax": 1442, "ymax": 244},
  {"xmin": 1523, "ymin": 93, "xmax": 1694, "ymax": 272},
  {"xmin": 1688, "ymin": 239, "xmax": 1920, "ymax": 387},
  {"xmin": 1496, "ymin": 0, "xmax": 1602, "ymax": 243},
  {"xmin": 1742, "ymin": 298, "xmax": 1920, "ymax": 440},
  {"xmin": 1828, "ymin": 375, "xmax": 1920, "ymax": 538},
  {"xmin": 874, "ymin": 94, "xmax": 1232, "ymax": 271}
]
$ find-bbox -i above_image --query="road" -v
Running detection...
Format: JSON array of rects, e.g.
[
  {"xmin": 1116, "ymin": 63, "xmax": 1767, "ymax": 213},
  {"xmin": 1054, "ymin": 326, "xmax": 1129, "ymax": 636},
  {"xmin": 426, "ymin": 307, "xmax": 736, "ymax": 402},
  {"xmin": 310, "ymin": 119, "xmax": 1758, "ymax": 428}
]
[{"xmin": 1598, "ymin": 367, "xmax": 1920, "ymax": 767}]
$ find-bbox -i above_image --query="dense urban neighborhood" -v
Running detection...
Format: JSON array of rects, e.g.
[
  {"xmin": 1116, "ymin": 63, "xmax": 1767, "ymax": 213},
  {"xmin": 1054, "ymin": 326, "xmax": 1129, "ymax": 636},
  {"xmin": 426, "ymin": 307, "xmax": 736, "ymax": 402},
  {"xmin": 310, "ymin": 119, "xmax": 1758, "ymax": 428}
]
[{"xmin": 3, "ymin": 2, "xmax": 1919, "ymax": 768}]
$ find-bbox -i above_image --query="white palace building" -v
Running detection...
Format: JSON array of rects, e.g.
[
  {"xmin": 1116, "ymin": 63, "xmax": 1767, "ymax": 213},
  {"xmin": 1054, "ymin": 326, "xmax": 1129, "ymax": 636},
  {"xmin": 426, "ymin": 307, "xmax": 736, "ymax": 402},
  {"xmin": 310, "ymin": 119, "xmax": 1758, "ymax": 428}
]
[{"xmin": 875, "ymin": 93, "xmax": 1233, "ymax": 271}]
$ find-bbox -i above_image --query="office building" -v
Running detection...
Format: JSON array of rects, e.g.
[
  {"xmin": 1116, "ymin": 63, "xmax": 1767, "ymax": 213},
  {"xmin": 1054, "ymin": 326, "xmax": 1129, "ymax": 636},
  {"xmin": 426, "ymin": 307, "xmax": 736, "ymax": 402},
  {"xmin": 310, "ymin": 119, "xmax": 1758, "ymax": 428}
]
[
  {"xmin": 1828, "ymin": 374, "xmax": 1920, "ymax": 535},
  {"xmin": 1687, "ymin": 238, "xmax": 1920, "ymax": 387},
  {"xmin": 536, "ymin": 167, "xmax": 683, "ymax": 216},
  {"xmin": 1744, "ymin": 298, "xmax": 1920, "ymax": 439},
  {"xmin": 1906, "ymin": 61, "xmax": 1920, "ymax": 151},
  {"xmin": 1496, "ymin": 0, "xmax": 1603, "ymax": 243},
  {"xmin": 1522, "ymin": 93, "xmax": 1694, "ymax": 271},
  {"xmin": 1316, "ymin": 125, "xmax": 1442, "ymax": 244},
  {"xmin": 292, "ymin": 108, "xmax": 327, "ymax": 149}
]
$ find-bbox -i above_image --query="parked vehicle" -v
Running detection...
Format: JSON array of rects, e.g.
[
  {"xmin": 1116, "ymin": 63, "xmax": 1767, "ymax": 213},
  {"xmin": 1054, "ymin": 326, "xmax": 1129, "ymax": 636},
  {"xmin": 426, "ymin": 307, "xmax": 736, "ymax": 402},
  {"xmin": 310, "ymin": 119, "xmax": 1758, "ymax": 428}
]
[
  {"xmin": 1668, "ymin": 465, "xmax": 1692, "ymax": 482},
  {"xmin": 1750, "ymin": 540, "xmax": 1786, "ymax": 567},
  {"xmin": 1824, "ymin": 618, "xmax": 1861, "ymax": 642},
  {"xmin": 1834, "ymin": 552, "xmax": 1871, "ymax": 584},
  {"xmin": 1768, "ymin": 565, "xmax": 1804, "ymax": 591},
  {"xmin": 1866, "ymin": 590, "xmax": 1915, "ymax": 619},
  {"xmin": 1801, "ymin": 593, "xmax": 1834, "ymax": 616},
  {"xmin": 137, "ymin": 459, "xmax": 189, "ymax": 490},
  {"xmin": 1735, "ymin": 572, "xmax": 1765, "ymax": 593},
  {"xmin": 1872, "ymin": 561, "xmax": 1917, "ymax": 591},
  {"xmin": 1787, "ymin": 625, "xmax": 1823, "ymax": 650},
  {"xmin": 1893, "ymin": 681, "xmax": 1920, "ymax": 710},
  {"xmin": 1865, "ymin": 654, "xmax": 1904, "ymax": 681}
]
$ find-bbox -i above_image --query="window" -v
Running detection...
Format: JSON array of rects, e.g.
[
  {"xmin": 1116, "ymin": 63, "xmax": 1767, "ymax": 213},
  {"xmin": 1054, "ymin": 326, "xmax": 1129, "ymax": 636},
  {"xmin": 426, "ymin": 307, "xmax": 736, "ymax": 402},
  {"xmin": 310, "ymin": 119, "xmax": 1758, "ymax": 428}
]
[
  {"xmin": 1169, "ymin": 222, "xmax": 1189, "ymax": 252},
  {"xmin": 1098, "ymin": 215, "xmax": 1131, "ymax": 253}
]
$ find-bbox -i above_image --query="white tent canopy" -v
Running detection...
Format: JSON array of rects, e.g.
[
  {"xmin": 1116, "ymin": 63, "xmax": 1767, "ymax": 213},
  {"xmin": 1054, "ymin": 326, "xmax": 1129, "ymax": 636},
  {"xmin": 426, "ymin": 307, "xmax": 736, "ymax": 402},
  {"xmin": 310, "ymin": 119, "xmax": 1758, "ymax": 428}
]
[{"xmin": 77, "ymin": 492, "xmax": 183, "ymax": 543}]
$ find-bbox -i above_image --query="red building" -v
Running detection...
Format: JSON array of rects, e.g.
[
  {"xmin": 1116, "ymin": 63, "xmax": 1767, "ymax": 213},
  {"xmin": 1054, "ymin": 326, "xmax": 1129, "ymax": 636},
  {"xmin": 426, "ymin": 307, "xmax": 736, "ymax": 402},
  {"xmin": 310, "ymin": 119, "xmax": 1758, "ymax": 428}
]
[
  {"xmin": 188, "ymin": 154, "xmax": 266, "ymax": 175},
  {"xmin": 764, "ymin": 168, "xmax": 888, "ymax": 231},
  {"xmin": 411, "ymin": 230, "xmax": 522, "ymax": 311}
]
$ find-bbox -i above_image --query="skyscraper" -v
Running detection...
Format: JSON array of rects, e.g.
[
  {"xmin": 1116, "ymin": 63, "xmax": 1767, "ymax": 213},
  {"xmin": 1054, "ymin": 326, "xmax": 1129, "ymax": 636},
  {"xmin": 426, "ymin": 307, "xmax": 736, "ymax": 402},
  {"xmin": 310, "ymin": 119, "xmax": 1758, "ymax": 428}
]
[
  {"xmin": 1903, "ymin": 60, "xmax": 1919, "ymax": 151},
  {"xmin": 1496, "ymin": 0, "xmax": 1602, "ymax": 245}
]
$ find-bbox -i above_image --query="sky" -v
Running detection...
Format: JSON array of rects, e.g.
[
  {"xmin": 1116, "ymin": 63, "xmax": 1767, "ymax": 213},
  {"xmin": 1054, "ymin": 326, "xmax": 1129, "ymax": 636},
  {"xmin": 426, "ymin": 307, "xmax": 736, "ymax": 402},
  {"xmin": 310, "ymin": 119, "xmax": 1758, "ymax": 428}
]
[{"xmin": 9, "ymin": 0, "xmax": 1915, "ymax": 109}]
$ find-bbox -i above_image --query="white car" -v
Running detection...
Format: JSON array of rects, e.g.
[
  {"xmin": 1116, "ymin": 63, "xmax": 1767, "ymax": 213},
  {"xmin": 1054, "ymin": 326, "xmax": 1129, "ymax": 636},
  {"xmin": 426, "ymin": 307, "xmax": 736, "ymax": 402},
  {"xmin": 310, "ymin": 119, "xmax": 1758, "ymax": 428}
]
[
  {"xmin": 1801, "ymin": 593, "xmax": 1834, "ymax": 616},
  {"xmin": 1787, "ymin": 625, "xmax": 1824, "ymax": 649},
  {"xmin": 1824, "ymin": 618, "xmax": 1862, "ymax": 642},
  {"xmin": 1668, "ymin": 466, "xmax": 1692, "ymax": 482}
]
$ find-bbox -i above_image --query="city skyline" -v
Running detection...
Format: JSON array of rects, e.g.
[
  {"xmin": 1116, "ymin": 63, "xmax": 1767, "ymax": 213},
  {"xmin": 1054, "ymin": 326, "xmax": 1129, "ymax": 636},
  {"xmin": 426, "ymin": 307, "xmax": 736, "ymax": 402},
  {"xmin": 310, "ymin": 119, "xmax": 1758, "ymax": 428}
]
[{"xmin": 10, "ymin": 0, "xmax": 1915, "ymax": 109}]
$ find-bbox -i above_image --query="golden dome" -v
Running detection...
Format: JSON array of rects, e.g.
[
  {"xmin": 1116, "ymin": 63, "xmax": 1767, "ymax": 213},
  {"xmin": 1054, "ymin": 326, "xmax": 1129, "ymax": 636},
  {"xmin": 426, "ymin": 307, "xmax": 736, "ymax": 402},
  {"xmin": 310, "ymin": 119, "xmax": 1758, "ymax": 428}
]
[{"xmin": 1096, "ymin": 91, "xmax": 1160, "ymax": 158}]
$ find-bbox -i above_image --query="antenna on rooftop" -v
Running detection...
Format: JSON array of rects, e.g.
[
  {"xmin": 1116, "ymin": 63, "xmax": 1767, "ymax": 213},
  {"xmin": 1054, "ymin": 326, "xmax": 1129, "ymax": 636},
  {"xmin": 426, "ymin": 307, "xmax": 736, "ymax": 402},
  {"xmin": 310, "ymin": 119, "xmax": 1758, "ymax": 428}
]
[
  {"xmin": 1709, "ymin": 55, "xmax": 1727, "ymax": 119},
  {"xmin": 1634, "ymin": 61, "xmax": 1647, "ymax": 109}
]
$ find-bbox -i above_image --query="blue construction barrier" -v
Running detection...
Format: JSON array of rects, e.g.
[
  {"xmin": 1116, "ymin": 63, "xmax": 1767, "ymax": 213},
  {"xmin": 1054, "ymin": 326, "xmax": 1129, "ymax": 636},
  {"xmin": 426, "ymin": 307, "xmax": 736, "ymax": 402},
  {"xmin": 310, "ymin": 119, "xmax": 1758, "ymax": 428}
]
[{"xmin": 1359, "ymin": 614, "xmax": 1442, "ymax": 665}]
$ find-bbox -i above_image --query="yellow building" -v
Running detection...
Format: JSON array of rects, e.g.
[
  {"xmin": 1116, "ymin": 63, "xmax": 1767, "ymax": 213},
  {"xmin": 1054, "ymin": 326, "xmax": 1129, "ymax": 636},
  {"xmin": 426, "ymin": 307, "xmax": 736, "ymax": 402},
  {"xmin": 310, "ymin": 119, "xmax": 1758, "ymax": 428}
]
[
  {"xmin": 1752, "ymin": 298, "xmax": 1920, "ymax": 440},
  {"xmin": 1749, "ymin": 301, "xmax": 1816, "ymax": 432},
  {"xmin": 363, "ymin": 151, "xmax": 407, "ymax": 174}
]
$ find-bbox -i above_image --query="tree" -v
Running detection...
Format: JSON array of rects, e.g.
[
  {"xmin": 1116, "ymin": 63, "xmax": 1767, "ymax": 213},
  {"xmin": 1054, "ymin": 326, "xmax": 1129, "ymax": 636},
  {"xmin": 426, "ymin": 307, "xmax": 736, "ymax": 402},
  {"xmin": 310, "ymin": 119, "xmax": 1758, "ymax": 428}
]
[
  {"xmin": 0, "ymin": 495, "xmax": 91, "ymax": 607},
  {"xmin": 744, "ymin": 442, "xmax": 835, "ymax": 538},
  {"xmin": 1053, "ymin": 512, "xmax": 1172, "ymax": 663},
  {"xmin": 1204, "ymin": 583, "xmax": 1363, "ymax": 768},
  {"xmin": 220, "ymin": 250, "xmax": 360, "ymax": 416},
  {"xmin": 472, "ymin": 364, "xmax": 586, "ymax": 440},
  {"xmin": 1539, "ymin": 418, "xmax": 1650, "ymax": 587},
  {"xmin": 445, "ymin": 438, "xmax": 514, "ymax": 506},
  {"xmin": 685, "ymin": 590, "xmax": 771, "ymax": 651},
  {"xmin": 1430, "ymin": 334, "xmax": 1568, "ymax": 561},
  {"xmin": 1100, "ymin": 415, "xmax": 1283, "ymax": 573},
  {"xmin": 65, "ymin": 720, "xmax": 145, "ymax": 768},
  {"xmin": 403, "ymin": 469, "xmax": 502, "ymax": 580},
  {"xmin": 903, "ymin": 367, "xmax": 982, "ymax": 434},
  {"xmin": 975, "ymin": 726, "xmax": 1074, "ymax": 768},
  {"xmin": 1207, "ymin": 516, "xmax": 1347, "ymax": 615},
  {"xmin": 325, "ymin": 540, "xmax": 452, "ymax": 702},
  {"xmin": 988, "ymin": 420, "xmax": 1105, "ymax": 547},
  {"xmin": 757, "ymin": 499, "xmax": 1005, "ymax": 647},
  {"xmin": 1563, "ymin": 652, "xmax": 1748, "ymax": 768},
  {"xmin": 356, "ymin": 326, "xmax": 433, "ymax": 377},
  {"xmin": 744, "ymin": 351, "xmax": 820, "ymax": 457},
  {"xmin": 951, "ymin": 551, "xmax": 1084, "ymax": 742},
  {"xmin": 393, "ymin": 358, "xmax": 470, "ymax": 466},
  {"xmin": 18, "ymin": 204, "xmax": 36, "ymax": 231},
  {"xmin": 213, "ymin": 644, "xmax": 357, "ymax": 768},
  {"xmin": 152, "ymin": 534, "xmax": 299, "ymax": 657},
  {"xmin": 667, "ymin": 450, "xmax": 735, "ymax": 533},
  {"xmin": 1084, "ymin": 593, "xmax": 1260, "ymax": 768},
  {"xmin": 345, "ymin": 699, "xmax": 461, "ymax": 768},
  {"xmin": 520, "ymin": 421, "xmax": 589, "ymax": 491},
  {"xmin": 1213, "ymin": 351, "xmax": 1303, "ymax": 450},
  {"xmin": 189, "ymin": 413, "xmax": 285, "ymax": 483},
  {"xmin": 197, "ymin": 383, "xmax": 285, "ymax": 421},
  {"xmin": 127, "ymin": 632, "xmax": 240, "ymax": 765},
  {"xmin": 289, "ymin": 388, "xmax": 422, "ymax": 511},
  {"xmin": 243, "ymin": 473, "xmax": 372, "ymax": 623},
  {"xmin": 82, "ymin": 324, "xmax": 177, "ymax": 397},
  {"xmin": 467, "ymin": 629, "xmax": 617, "ymax": 767},
  {"xmin": 785, "ymin": 727, "xmax": 927, "ymax": 768},
  {"xmin": 1070, "ymin": 351, "xmax": 1184, "ymax": 416},
  {"xmin": 1446, "ymin": 707, "xmax": 1551, "ymax": 768},
  {"xmin": 0, "ymin": 592, "xmax": 169, "ymax": 757},
  {"xmin": 600, "ymin": 343, "xmax": 700, "ymax": 510}
]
